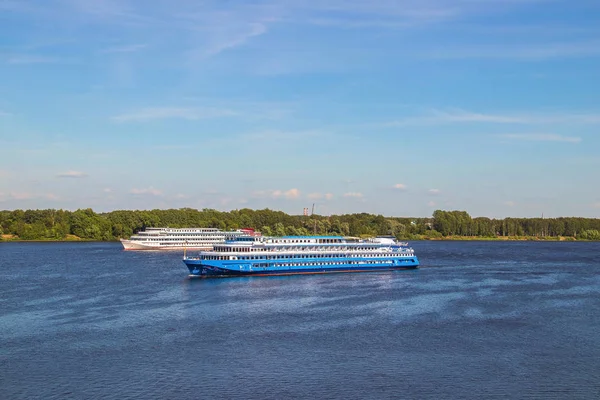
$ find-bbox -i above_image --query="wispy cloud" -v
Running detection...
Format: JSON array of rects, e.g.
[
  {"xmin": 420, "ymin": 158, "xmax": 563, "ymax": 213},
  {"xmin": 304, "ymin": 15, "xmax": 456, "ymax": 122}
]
[
  {"xmin": 63, "ymin": 0, "xmax": 153, "ymax": 25},
  {"xmin": 101, "ymin": 43, "xmax": 148, "ymax": 53},
  {"xmin": 205, "ymin": 23, "xmax": 268, "ymax": 57},
  {"xmin": 428, "ymin": 189, "xmax": 441, "ymax": 195},
  {"xmin": 298, "ymin": 1, "xmax": 462, "ymax": 28},
  {"xmin": 431, "ymin": 109, "xmax": 525, "ymax": 123},
  {"xmin": 0, "ymin": 0, "xmax": 42, "ymax": 13},
  {"xmin": 393, "ymin": 183, "xmax": 407, "ymax": 190},
  {"xmin": 5, "ymin": 55, "xmax": 62, "ymax": 64},
  {"xmin": 57, "ymin": 170, "xmax": 88, "ymax": 178},
  {"xmin": 130, "ymin": 186, "xmax": 163, "ymax": 196},
  {"xmin": 5, "ymin": 191, "xmax": 34, "ymax": 200},
  {"xmin": 0, "ymin": 191, "xmax": 60, "ymax": 202},
  {"xmin": 307, "ymin": 192, "xmax": 334, "ymax": 200},
  {"xmin": 343, "ymin": 192, "xmax": 364, "ymax": 198},
  {"xmin": 175, "ymin": 3, "xmax": 279, "ymax": 61},
  {"xmin": 307, "ymin": 18, "xmax": 411, "ymax": 29},
  {"xmin": 238, "ymin": 129, "xmax": 321, "ymax": 142},
  {"xmin": 111, "ymin": 107, "xmax": 237, "ymax": 122},
  {"xmin": 500, "ymin": 134, "xmax": 582, "ymax": 143},
  {"xmin": 382, "ymin": 108, "xmax": 600, "ymax": 126},
  {"xmin": 425, "ymin": 40, "xmax": 600, "ymax": 60}
]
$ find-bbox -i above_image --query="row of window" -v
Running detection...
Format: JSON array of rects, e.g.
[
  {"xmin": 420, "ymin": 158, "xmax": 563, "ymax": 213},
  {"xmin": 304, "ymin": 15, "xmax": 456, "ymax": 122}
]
[
  {"xmin": 268, "ymin": 238, "xmax": 342, "ymax": 244},
  {"xmin": 136, "ymin": 236, "xmax": 226, "ymax": 240},
  {"xmin": 200, "ymin": 254, "xmax": 414, "ymax": 261},
  {"xmin": 136, "ymin": 238, "xmax": 223, "ymax": 242},
  {"xmin": 213, "ymin": 246, "xmax": 388, "ymax": 252},
  {"xmin": 251, "ymin": 260, "xmax": 397, "ymax": 268}
]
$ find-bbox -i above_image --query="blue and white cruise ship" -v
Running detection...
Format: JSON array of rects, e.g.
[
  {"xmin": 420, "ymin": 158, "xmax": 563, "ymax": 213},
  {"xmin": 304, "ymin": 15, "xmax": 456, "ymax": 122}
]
[{"xmin": 183, "ymin": 235, "xmax": 419, "ymax": 277}]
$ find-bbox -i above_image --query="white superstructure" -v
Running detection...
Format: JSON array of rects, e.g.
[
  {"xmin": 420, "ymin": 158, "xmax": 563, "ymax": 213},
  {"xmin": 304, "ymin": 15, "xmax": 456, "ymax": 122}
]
[{"xmin": 120, "ymin": 227, "xmax": 257, "ymax": 250}]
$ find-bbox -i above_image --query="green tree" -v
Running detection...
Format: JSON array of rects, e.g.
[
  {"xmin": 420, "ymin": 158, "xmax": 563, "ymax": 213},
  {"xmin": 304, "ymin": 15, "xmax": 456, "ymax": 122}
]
[{"xmin": 274, "ymin": 222, "xmax": 286, "ymax": 236}]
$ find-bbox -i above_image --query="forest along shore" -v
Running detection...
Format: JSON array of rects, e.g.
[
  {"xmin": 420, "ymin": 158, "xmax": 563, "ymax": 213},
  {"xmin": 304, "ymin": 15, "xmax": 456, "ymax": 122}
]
[{"xmin": 1, "ymin": 209, "xmax": 599, "ymax": 242}]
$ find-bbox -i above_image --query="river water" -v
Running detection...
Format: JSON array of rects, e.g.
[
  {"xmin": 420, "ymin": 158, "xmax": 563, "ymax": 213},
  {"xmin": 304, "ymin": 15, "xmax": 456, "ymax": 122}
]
[{"xmin": 1, "ymin": 241, "xmax": 599, "ymax": 399}]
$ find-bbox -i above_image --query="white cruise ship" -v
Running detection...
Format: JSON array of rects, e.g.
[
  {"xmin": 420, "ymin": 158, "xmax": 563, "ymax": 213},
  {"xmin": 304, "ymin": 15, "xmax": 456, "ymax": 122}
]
[{"xmin": 120, "ymin": 227, "xmax": 258, "ymax": 250}]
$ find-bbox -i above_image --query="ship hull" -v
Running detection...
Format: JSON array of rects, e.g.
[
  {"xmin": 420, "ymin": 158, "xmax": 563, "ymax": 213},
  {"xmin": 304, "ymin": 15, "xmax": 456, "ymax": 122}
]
[
  {"xmin": 120, "ymin": 239, "xmax": 211, "ymax": 251},
  {"xmin": 184, "ymin": 258, "xmax": 419, "ymax": 278}
]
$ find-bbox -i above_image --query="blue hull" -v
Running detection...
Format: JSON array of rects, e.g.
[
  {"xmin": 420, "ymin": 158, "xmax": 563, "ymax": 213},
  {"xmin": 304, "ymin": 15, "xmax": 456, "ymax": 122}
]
[{"xmin": 184, "ymin": 258, "xmax": 419, "ymax": 278}]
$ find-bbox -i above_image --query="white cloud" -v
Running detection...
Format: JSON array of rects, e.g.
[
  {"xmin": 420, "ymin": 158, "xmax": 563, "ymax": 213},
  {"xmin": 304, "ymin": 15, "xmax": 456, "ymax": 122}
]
[
  {"xmin": 103, "ymin": 188, "xmax": 113, "ymax": 193},
  {"xmin": 130, "ymin": 186, "xmax": 162, "ymax": 196},
  {"xmin": 428, "ymin": 189, "xmax": 441, "ymax": 195},
  {"xmin": 254, "ymin": 188, "xmax": 301, "ymax": 200},
  {"xmin": 57, "ymin": 170, "xmax": 88, "ymax": 178},
  {"xmin": 343, "ymin": 192, "xmax": 363, "ymax": 198},
  {"xmin": 500, "ymin": 134, "xmax": 581, "ymax": 144},
  {"xmin": 592, "ymin": 202, "xmax": 600, "ymax": 209},
  {"xmin": 505, "ymin": 201, "xmax": 516, "ymax": 207},
  {"xmin": 428, "ymin": 201, "xmax": 436, "ymax": 207},
  {"xmin": 393, "ymin": 183, "xmax": 407, "ymax": 190},
  {"xmin": 111, "ymin": 107, "xmax": 237, "ymax": 122},
  {"xmin": 325, "ymin": 193, "xmax": 334, "ymax": 200},
  {"xmin": 280, "ymin": 188, "xmax": 300, "ymax": 199}
]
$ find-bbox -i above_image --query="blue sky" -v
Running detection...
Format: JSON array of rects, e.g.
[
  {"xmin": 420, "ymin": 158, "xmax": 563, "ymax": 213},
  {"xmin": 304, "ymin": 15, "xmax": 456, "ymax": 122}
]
[{"xmin": 1, "ymin": 0, "xmax": 599, "ymax": 218}]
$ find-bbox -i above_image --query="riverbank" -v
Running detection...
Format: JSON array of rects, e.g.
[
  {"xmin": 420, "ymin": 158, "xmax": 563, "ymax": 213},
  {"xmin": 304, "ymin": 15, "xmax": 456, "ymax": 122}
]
[
  {"xmin": 421, "ymin": 235, "xmax": 578, "ymax": 241},
  {"xmin": 0, "ymin": 234, "xmax": 103, "ymax": 242},
  {"xmin": 2, "ymin": 234, "xmax": 594, "ymax": 242}
]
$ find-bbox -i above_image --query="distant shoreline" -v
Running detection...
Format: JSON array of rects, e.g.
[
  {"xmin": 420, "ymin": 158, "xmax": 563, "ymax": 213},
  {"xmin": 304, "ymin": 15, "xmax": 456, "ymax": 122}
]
[
  {"xmin": 2, "ymin": 208, "xmax": 600, "ymax": 242},
  {"xmin": 2, "ymin": 235, "xmax": 598, "ymax": 243},
  {"xmin": 423, "ymin": 235, "xmax": 582, "ymax": 242}
]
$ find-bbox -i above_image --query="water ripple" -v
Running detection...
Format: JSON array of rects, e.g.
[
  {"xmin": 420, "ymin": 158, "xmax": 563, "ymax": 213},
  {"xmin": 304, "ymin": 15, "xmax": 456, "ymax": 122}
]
[{"xmin": 1, "ymin": 241, "xmax": 600, "ymax": 399}]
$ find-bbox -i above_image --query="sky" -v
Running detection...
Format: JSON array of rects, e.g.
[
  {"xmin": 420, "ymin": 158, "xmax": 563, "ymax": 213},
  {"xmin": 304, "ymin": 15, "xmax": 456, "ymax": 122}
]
[{"xmin": 1, "ymin": 0, "xmax": 599, "ymax": 218}]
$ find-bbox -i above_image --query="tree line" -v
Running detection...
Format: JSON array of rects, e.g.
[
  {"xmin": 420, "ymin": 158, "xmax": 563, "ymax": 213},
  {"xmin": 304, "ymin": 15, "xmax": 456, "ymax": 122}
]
[{"xmin": 1, "ymin": 208, "xmax": 599, "ymax": 241}]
